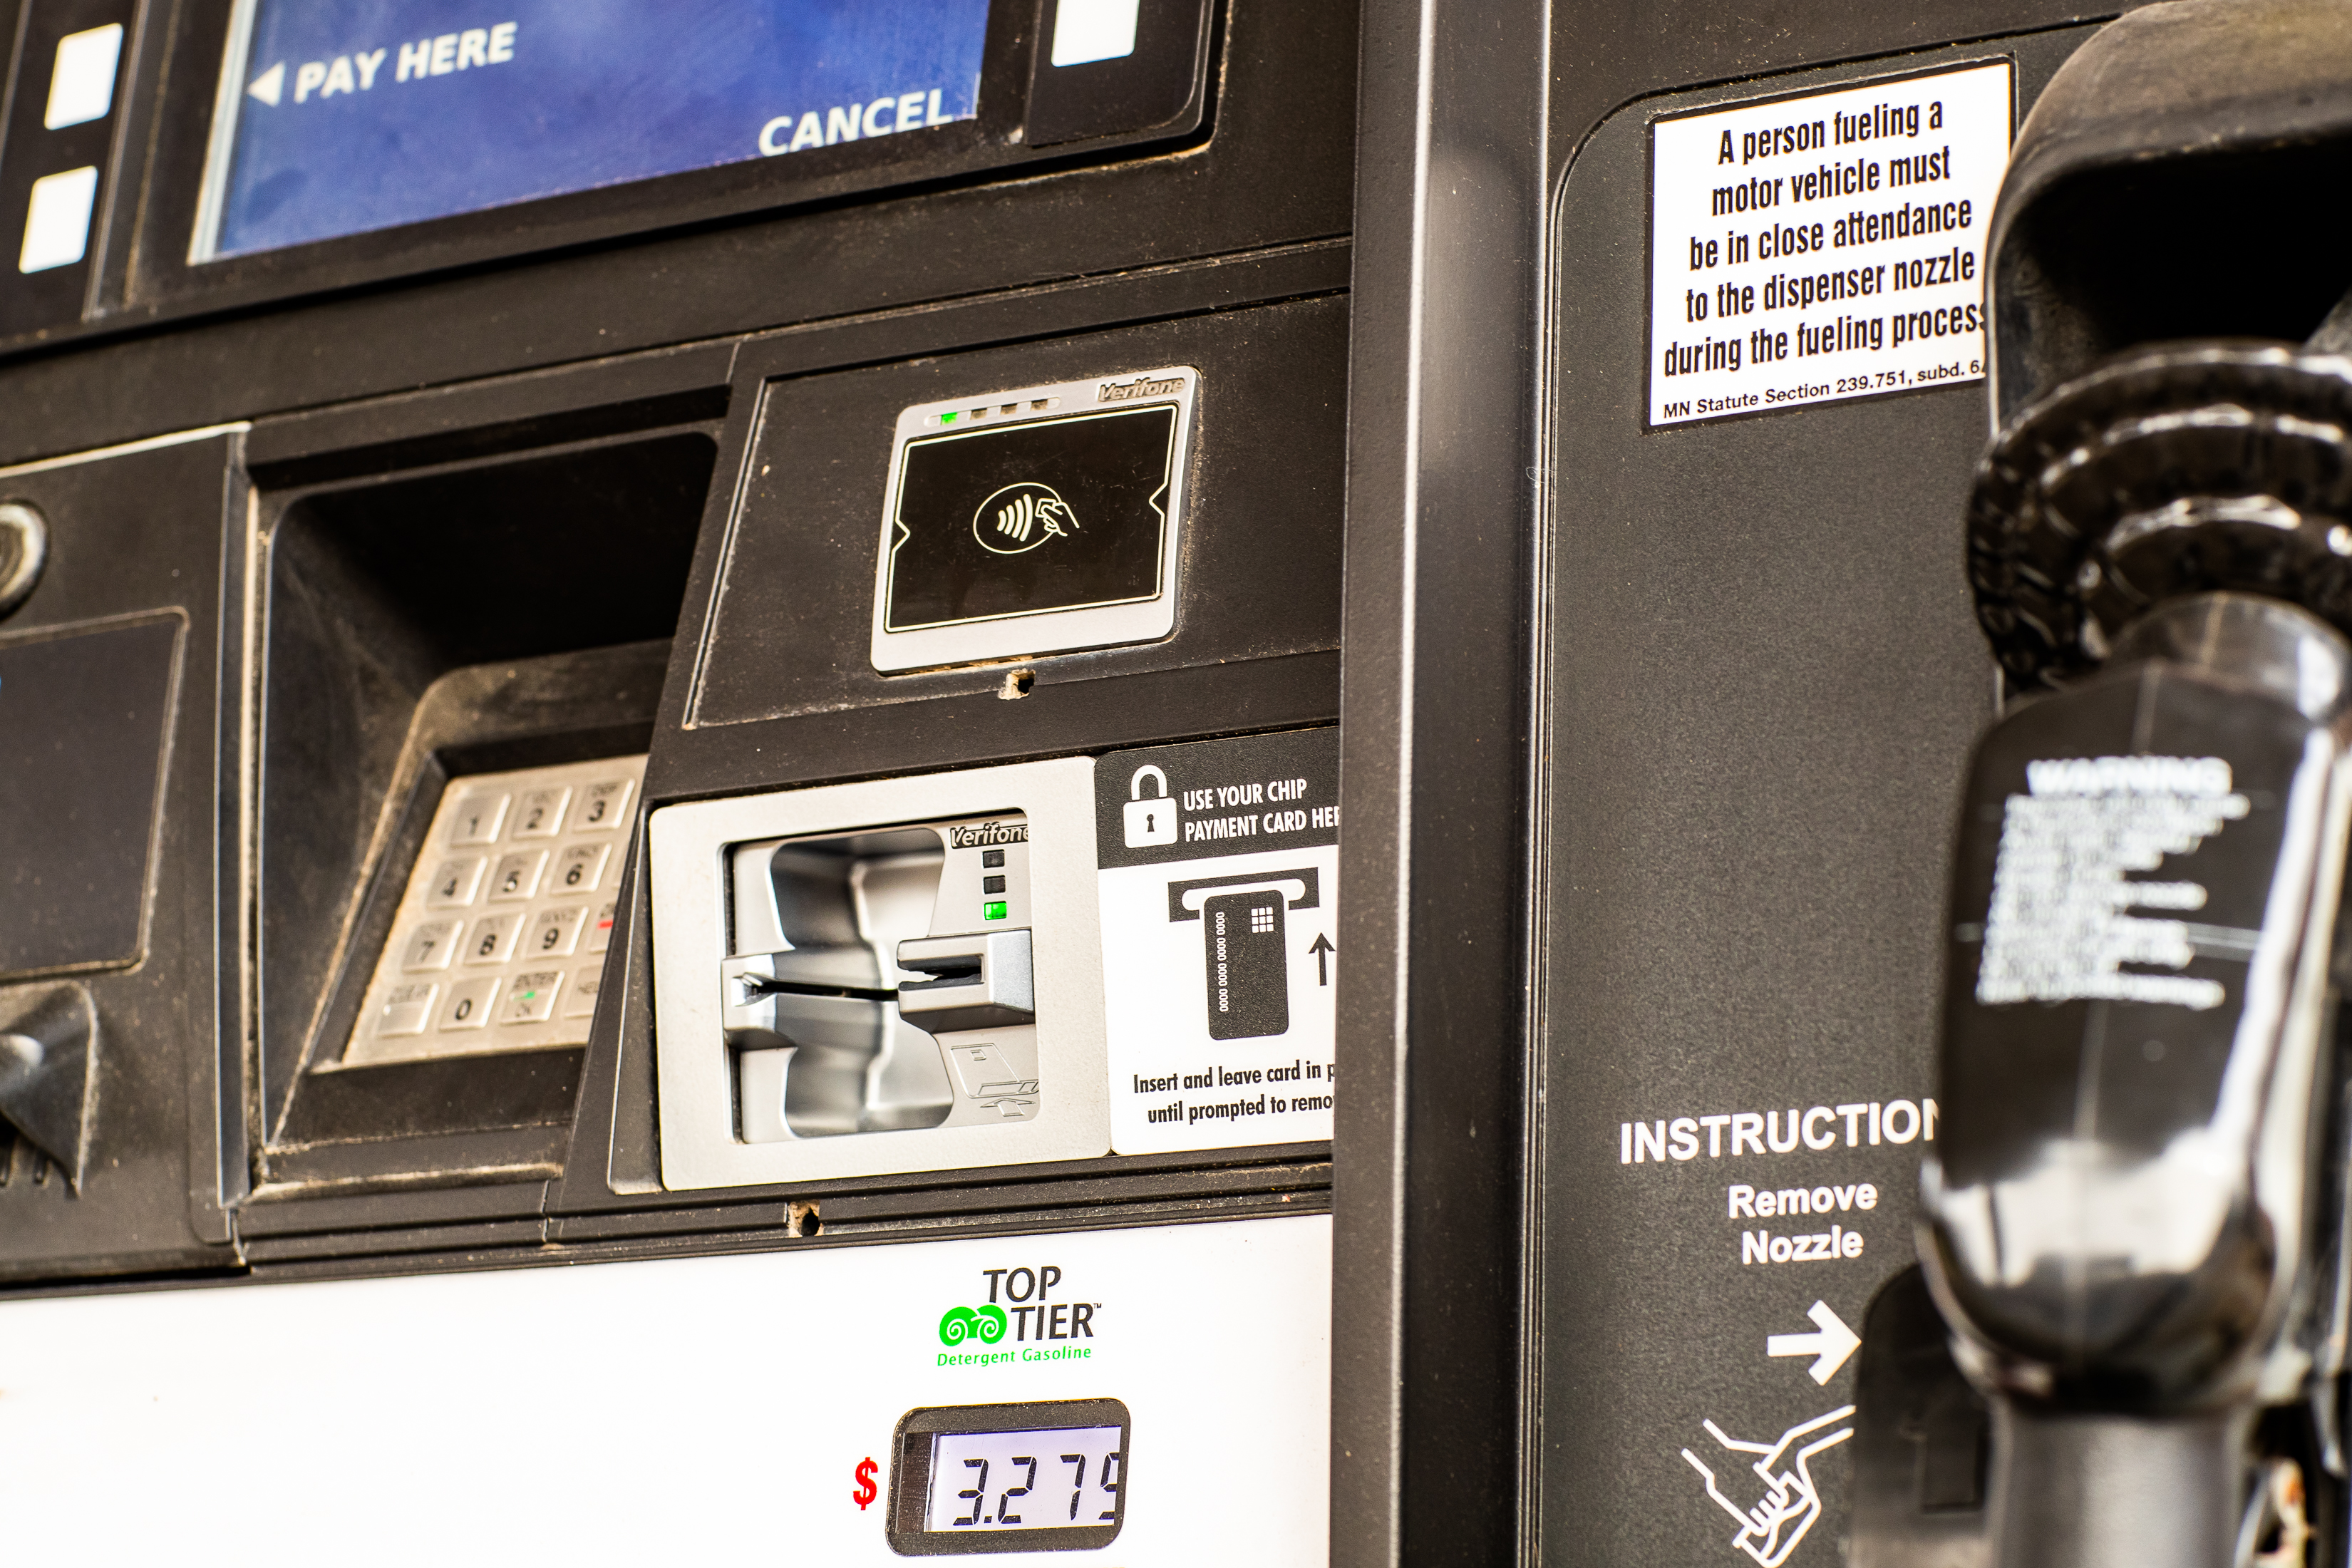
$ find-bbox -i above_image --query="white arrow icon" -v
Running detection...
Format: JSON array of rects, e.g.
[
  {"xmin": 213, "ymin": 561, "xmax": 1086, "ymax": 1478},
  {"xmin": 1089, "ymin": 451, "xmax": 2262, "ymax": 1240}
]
[
  {"xmin": 247, "ymin": 62, "xmax": 284, "ymax": 107},
  {"xmin": 1767, "ymin": 1300, "xmax": 1860, "ymax": 1384}
]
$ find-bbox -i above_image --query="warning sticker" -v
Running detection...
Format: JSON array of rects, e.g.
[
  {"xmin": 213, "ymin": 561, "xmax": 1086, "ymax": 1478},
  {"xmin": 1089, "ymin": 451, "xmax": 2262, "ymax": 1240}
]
[
  {"xmin": 1647, "ymin": 60, "xmax": 2013, "ymax": 428},
  {"xmin": 1976, "ymin": 755, "xmax": 2254, "ymax": 1012},
  {"xmin": 1095, "ymin": 729, "xmax": 1338, "ymax": 1155}
]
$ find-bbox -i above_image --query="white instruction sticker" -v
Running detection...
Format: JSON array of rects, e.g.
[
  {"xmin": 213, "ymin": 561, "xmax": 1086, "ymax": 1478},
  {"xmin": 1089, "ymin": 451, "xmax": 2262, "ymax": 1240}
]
[
  {"xmin": 1648, "ymin": 60, "xmax": 2013, "ymax": 427},
  {"xmin": 1095, "ymin": 730, "xmax": 1338, "ymax": 1155}
]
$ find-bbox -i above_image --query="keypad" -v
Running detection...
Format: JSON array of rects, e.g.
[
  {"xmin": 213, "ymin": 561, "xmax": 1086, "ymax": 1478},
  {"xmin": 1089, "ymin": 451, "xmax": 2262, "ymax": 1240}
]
[{"xmin": 342, "ymin": 754, "xmax": 646, "ymax": 1066}]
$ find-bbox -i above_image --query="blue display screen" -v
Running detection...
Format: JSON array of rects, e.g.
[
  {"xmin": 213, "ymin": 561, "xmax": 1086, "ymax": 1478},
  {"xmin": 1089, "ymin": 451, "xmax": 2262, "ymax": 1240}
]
[{"xmin": 200, "ymin": 0, "xmax": 990, "ymax": 259}]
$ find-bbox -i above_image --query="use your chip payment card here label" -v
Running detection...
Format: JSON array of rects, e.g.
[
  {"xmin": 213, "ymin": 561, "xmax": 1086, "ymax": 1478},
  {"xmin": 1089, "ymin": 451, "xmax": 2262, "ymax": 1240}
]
[{"xmin": 1094, "ymin": 728, "xmax": 1338, "ymax": 1155}]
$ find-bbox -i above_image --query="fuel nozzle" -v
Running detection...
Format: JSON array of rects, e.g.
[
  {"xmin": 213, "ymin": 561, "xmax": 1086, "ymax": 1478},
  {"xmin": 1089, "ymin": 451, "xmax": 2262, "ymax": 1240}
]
[{"xmin": 1928, "ymin": 323, "xmax": 2352, "ymax": 1566}]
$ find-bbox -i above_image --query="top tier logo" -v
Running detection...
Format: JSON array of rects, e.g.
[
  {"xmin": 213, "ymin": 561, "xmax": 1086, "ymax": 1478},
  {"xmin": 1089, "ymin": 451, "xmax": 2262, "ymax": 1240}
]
[
  {"xmin": 1097, "ymin": 375, "xmax": 1185, "ymax": 403},
  {"xmin": 937, "ymin": 1264, "xmax": 1100, "ymax": 1353}
]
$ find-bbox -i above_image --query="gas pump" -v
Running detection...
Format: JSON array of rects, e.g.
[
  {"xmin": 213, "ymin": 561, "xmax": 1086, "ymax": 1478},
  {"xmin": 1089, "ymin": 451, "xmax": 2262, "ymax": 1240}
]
[
  {"xmin": 1924, "ymin": 4, "xmax": 2352, "ymax": 1563},
  {"xmin": 0, "ymin": 1, "xmax": 1351, "ymax": 1559}
]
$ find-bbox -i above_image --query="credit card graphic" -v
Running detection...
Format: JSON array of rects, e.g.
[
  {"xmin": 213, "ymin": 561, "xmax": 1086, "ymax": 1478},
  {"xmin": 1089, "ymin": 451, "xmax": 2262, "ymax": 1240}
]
[{"xmin": 1202, "ymin": 889, "xmax": 1289, "ymax": 1041}]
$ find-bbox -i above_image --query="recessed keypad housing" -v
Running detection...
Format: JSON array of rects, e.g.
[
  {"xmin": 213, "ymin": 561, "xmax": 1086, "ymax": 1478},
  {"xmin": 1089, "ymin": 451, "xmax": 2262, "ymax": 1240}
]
[{"xmin": 343, "ymin": 755, "xmax": 645, "ymax": 1066}]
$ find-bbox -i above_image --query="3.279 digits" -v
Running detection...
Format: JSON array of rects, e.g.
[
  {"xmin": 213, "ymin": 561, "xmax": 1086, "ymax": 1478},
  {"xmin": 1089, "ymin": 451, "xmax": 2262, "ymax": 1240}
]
[{"xmin": 949, "ymin": 1450, "xmax": 1120, "ymax": 1527}]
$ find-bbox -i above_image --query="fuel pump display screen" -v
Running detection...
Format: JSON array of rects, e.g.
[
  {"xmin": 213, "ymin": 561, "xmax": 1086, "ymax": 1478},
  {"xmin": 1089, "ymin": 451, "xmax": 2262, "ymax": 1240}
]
[
  {"xmin": 926, "ymin": 1425, "xmax": 1122, "ymax": 1531},
  {"xmin": 194, "ymin": 0, "xmax": 990, "ymax": 260},
  {"xmin": 889, "ymin": 1398, "xmax": 1130, "ymax": 1554}
]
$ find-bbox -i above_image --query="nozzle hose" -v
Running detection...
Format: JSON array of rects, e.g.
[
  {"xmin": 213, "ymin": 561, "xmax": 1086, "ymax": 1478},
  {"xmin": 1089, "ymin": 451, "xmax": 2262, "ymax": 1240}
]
[{"xmin": 1989, "ymin": 1405, "xmax": 2244, "ymax": 1568}]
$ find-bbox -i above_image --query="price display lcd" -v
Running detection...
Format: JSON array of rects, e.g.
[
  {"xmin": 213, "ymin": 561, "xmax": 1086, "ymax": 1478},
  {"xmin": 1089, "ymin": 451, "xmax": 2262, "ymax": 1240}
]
[
  {"xmin": 888, "ymin": 1398, "xmax": 1130, "ymax": 1555},
  {"xmin": 190, "ymin": 0, "xmax": 990, "ymax": 261},
  {"xmin": 927, "ymin": 1425, "xmax": 1123, "ymax": 1532}
]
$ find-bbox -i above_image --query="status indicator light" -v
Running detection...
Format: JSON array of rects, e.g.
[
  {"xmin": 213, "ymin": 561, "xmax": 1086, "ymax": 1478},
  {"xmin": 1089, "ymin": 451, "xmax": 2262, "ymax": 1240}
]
[{"xmin": 984, "ymin": 901, "xmax": 1008, "ymax": 921}]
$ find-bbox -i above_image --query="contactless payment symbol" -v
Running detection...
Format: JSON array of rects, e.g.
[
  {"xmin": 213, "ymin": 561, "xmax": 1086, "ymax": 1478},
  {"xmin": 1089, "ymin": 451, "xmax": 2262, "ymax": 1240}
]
[
  {"xmin": 975, "ymin": 483, "xmax": 1078, "ymax": 554},
  {"xmin": 871, "ymin": 366, "xmax": 1200, "ymax": 673}
]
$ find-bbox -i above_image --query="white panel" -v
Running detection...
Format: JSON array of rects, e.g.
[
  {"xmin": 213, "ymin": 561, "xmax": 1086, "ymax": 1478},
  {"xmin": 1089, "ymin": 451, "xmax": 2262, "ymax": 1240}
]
[
  {"xmin": 44, "ymin": 24, "xmax": 123, "ymax": 129},
  {"xmin": 19, "ymin": 165, "xmax": 98, "ymax": 273},
  {"xmin": 1053, "ymin": 0, "xmax": 1141, "ymax": 66},
  {"xmin": 0, "ymin": 1215, "xmax": 1331, "ymax": 1566}
]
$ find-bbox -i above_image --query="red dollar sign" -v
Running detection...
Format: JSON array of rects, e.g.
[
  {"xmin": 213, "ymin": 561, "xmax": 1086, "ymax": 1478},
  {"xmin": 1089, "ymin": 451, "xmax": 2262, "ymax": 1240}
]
[{"xmin": 853, "ymin": 1456, "xmax": 880, "ymax": 1511}]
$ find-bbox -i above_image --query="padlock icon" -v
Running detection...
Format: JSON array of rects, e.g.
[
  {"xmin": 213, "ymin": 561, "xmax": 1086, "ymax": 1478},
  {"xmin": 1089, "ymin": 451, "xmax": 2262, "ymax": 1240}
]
[{"xmin": 1124, "ymin": 765, "xmax": 1179, "ymax": 847}]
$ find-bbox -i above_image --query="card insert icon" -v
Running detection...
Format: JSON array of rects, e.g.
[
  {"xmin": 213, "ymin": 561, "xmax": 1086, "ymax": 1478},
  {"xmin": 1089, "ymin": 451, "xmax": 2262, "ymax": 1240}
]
[{"xmin": 1166, "ymin": 868, "xmax": 1321, "ymax": 1043}]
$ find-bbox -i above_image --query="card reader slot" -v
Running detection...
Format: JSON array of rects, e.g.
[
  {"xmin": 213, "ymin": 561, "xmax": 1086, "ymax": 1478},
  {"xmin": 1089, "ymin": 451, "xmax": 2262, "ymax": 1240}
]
[
  {"xmin": 896, "ymin": 932, "xmax": 1036, "ymax": 1033},
  {"xmin": 727, "ymin": 827, "xmax": 958, "ymax": 1138},
  {"xmin": 733, "ymin": 974, "xmax": 899, "ymax": 1004},
  {"xmin": 722, "ymin": 812, "xmax": 1043, "ymax": 1143}
]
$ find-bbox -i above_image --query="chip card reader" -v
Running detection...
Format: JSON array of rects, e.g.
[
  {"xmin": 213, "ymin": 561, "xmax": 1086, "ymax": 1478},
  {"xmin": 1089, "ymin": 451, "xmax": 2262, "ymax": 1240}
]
[
  {"xmin": 648, "ymin": 757, "xmax": 1105, "ymax": 1187},
  {"xmin": 897, "ymin": 931, "xmax": 1036, "ymax": 1033},
  {"xmin": 724, "ymin": 813, "xmax": 1041, "ymax": 1141}
]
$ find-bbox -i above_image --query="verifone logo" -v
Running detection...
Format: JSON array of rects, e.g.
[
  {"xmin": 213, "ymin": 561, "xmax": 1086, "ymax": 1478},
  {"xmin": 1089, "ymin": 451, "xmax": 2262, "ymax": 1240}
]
[{"xmin": 1096, "ymin": 376, "xmax": 1183, "ymax": 402}]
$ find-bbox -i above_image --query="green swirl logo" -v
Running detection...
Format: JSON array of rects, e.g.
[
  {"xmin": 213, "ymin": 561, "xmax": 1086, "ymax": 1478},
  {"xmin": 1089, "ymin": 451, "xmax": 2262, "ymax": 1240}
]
[{"xmin": 939, "ymin": 1304, "xmax": 1009, "ymax": 1346}]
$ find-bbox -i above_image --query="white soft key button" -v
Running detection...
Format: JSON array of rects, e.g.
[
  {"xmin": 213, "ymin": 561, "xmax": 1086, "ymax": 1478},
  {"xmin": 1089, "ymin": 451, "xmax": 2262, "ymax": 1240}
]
[
  {"xmin": 376, "ymin": 983, "xmax": 435, "ymax": 1038},
  {"xmin": 562, "ymin": 968, "xmax": 602, "ymax": 1019},
  {"xmin": 552, "ymin": 842, "xmax": 609, "ymax": 894},
  {"xmin": 500, "ymin": 971, "xmax": 564, "ymax": 1025},
  {"xmin": 571, "ymin": 778, "xmax": 633, "ymax": 832},
  {"xmin": 464, "ymin": 912, "xmax": 522, "ymax": 965},
  {"xmin": 527, "ymin": 904, "xmax": 586, "ymax": 959},
  {"xmin": 439, "ymin": 976, "xmax": 499, "ymax": 1031},
  {"xmin": 488, "ymin": 850, "xmax": 547, "ymax": 902}
]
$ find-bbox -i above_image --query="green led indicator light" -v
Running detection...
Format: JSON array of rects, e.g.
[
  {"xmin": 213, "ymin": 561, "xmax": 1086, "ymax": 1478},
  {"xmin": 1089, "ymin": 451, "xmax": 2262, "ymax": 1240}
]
[
  {"xmin": 984, "ymin": 901, "xmax": 1008, "ymax": 922},
  {"xmin": 939, "ymin": 411, "xmax": 958, "ymax": 424}
]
